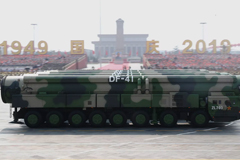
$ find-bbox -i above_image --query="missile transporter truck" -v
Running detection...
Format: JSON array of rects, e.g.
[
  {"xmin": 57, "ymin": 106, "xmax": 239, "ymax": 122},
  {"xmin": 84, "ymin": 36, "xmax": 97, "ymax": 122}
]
[{"xmin": 1, "ymin": 69, "xmax": 240, "ymax": 128}]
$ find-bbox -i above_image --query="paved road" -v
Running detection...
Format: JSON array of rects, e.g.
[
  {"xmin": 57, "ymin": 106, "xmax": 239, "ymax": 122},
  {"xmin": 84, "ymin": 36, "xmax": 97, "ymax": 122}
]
[{"xmin": 1, "ymin": 93, "xmax": 240, "ymax": 159}]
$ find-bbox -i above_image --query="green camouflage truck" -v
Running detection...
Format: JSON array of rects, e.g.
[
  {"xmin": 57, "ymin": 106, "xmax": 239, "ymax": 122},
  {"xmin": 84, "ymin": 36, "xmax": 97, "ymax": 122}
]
[{"xmin": 1, "ymin": 69, "xmax": 240, "ymax": 128}]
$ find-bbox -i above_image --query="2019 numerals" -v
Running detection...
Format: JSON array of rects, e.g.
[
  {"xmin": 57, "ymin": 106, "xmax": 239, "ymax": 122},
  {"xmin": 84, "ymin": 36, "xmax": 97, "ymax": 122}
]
[{"xmin": 182, "ymin": 40, "xmax": 231, "ymax": 54}]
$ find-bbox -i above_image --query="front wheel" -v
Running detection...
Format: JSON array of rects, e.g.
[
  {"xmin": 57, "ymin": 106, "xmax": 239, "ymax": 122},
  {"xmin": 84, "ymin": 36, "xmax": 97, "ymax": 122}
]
[{"xmin": 24, "ymin": 111, "xmax": 42, "ymax": 128}]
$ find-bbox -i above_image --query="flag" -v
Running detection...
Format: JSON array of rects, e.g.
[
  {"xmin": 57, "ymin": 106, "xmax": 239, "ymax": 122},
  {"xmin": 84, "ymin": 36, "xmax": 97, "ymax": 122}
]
[
  {"xmin": 129, "ymin": 50, "xmax": 131, "ymax": 56},
  {"xmin": 105, "ymin": 50, "xmax": 108, "ymax": 56},
  {"xmin": 58, "ymin": 51, "xmax": 61, "ymax": 56},
  {"xmin": 178, "ymin": 50, "xmax": 181, "ymax": 54},
  {"xmin": 92, "ymin": 50, "xmax": 95, "ymax": 54},
  {"xmin": 165, "ymin": 50, "xmax": 168, "ymax": 55},
  {"xmin": 136, "ymin": 51, "xmax": 138, "ymax": 56}
]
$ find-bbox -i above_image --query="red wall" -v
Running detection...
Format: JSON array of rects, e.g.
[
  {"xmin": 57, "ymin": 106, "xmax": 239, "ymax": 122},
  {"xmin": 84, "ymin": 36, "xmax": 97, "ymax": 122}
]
[{"xmin": 65, "ymin": 55, "xmax": 87, "ymax": 70}]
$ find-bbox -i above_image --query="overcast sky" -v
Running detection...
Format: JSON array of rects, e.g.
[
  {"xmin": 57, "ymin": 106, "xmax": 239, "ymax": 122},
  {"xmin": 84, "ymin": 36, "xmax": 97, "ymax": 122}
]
[{"xmin": 0, "ymin": 0, "xmax": 239, "ymax": 51}]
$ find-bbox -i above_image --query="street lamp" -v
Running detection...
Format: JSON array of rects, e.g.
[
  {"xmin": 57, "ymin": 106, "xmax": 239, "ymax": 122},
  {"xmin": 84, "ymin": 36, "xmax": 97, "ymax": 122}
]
[
  {"xmin": 31, "ymin": 24, "xmax": 37, "ymax": 49},
  {"xmin": 200, "ymin": 22, "xmax": 206, "ymax": 40}
]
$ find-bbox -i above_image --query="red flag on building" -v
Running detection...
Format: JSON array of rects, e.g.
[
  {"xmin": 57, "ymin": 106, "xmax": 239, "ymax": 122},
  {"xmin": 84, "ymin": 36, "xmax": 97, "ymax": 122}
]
[
  {"xmin": 129, "ymin": 50, "xmax": 131, "ymax": 56},
  {"xmin": 92, "ymin": 50, "xmax": 95, "ymax": 54},
  {"xmin": 58, "ymin": 51, "xmax": 61, "ymax": 56},
  {"xmin": 178, "ymin": 50, "xmax": 181, "ymax": 54},
  {"xmin": 105, "ymin": 50, "xmax": 108, "ymax": 56},
  {"xmin": 136, "ymin": 51, "xmax": 139, "ymax": 56}
]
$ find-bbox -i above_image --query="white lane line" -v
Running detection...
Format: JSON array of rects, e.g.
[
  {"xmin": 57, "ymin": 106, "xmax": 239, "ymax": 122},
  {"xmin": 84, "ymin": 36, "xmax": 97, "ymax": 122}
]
[
  {"xmin": 177, "ymin": 126, "xmax": 221, "ymax": 135},
  {"xmin": 70, "ymin": 150, "xmax": 240, "ymax": 152},
  {"xmin": 2, "ymin": 150, "xmax": 240, "ymax": 153},
  {"xmin": 55, "ymin": 134, "xmax": 138, "ymax": 159},
  {"xmin": 135, "ymin": 142, "xmax": 240, "ymax": 145},
  {"xmin": 225, "ymin": 122, "xmax": 234, "ymax": 126},
  {"xmin": 177, "ymin": 131, "xmax": 197, "ymax": 135},
  {"xmin": 54, "ymin": 147, "xmax": 103, "ymax": 160},
  {"xmin": 202, "ymin": 127, "xmax": 219, "ymax": 131},
  {"xmin": 110, "ymin": 142, "xmax": 132, "ymax": 147},
  {"xmin": 144, "ymin": 136, "xmax": 168, "ymax": 141},
  {"xmin": 2, "ymin": 142, "xmax": 240, "ymax": 146}
]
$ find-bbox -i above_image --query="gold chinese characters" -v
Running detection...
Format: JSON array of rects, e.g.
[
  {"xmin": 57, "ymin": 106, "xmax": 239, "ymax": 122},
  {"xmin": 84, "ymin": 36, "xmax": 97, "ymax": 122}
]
[{"xmin": 0, "ymin": 40, "xmax": 85, "ymax": 55}]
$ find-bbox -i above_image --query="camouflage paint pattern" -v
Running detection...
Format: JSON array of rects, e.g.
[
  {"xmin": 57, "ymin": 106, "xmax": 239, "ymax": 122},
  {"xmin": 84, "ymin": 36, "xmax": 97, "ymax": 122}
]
[{"xmin": 1, "ymin": 70, "xmax": 240, "ymax": 122}]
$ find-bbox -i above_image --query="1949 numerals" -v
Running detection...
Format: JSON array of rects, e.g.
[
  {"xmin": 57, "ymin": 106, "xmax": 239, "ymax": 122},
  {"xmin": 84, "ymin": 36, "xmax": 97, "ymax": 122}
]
[{"xmin": 0, "ymin": 41, "xmax": 48, "ymax": 55}]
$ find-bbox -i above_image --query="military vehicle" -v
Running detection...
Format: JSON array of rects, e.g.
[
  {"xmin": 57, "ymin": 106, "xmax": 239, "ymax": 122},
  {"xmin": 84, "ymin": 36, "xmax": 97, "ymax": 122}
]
[{"xmin": 1, "ymin": 69, "xmax": 240, "ymax": 128}]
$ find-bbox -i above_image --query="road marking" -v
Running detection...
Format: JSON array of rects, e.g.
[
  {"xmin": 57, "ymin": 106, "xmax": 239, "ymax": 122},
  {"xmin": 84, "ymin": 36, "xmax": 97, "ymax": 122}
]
[
  {"xmin": 225, "ymin": 122, "xmax": 234, "ymax": 126},
  {"xmin": 116, "ymin": 130, "xmax": 145, "ymax": 131},
  {"xmin": 1, "ymin": 142, "xmax": 240, "ymax": 146},
  {"xmin": 4, "ymin": 159, "xmax": 240, "ymax": 160},
  {"xmin": 177, "ymin": 127, "xmax": 222, "ymax": 135},
  {"xmin": 55, "ymin": 147, "xmax": 103, "ymax": 160},
  {"xmin": 0, "ymin": 130, "xmax": 28, "ymax": 133},
  {"xmin": 1, "ymin": 150, "xmax": 240, "ymax": 152},
  {"xmin": 78, "ymin": 130, "xmax": 105, "ymax": 132},
  {"xmin": 195, "ymin": 127, "xmax": 221, "ymax": 132},
  {"xmin": 110, "ymin": 142, "xmax": 132, "ymax": 147},
  {"xmin": 156, "ymin": 130, "xmax": 183, "ymax": 131},
  {"xmin": 144, "ymin": 136, "xmax": 168, "ymax": 141},
  {"xmin": 39, "ymin": 130, "xmax": 66, "ymax": 132},
  {"xmin": 203, "ymin": 127, "xmax": 219, "ymax": 131},
  {"xmin": 196, "ymin": 130, "xmax": 222, "ymax": 131},
  {"xmin": 177, "ymin": 131, "xmax": 197, "ymax": 135}
]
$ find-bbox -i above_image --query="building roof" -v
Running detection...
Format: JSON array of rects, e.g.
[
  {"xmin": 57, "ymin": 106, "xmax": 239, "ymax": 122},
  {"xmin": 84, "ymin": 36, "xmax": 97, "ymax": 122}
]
[
  {"xmin": 116, "ymin": 18, "xmax": 124, "ymax": 22},
  {"xmin": 97, "ymin": 34, "xmax": 148, "ymax": 37}
]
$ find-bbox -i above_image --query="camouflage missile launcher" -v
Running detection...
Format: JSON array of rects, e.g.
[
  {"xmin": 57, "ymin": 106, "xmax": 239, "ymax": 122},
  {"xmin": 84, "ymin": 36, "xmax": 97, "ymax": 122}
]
[
  {"xmin": 36, "ymin": 69, "xmax": 230, "ymax": 76},
  {"xmin": 1, "ymin": 70, "xmax": 240, "ymax": 128}
]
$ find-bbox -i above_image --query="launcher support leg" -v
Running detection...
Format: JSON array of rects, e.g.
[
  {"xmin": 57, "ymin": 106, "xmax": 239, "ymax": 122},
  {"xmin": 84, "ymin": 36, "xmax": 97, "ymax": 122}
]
[
  {"xmin": 13, "ymin": 107, "xmax": 18, "ymax": 122},
  {"xmin": 152, "ymin": 107, "xmax": 158, "ymax": 125}
]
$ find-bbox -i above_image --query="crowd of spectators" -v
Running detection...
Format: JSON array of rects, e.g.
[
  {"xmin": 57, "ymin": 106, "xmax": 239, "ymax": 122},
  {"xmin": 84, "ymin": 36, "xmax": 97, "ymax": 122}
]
[
  {"xmin": 0, "ymin": 54, "xmax": 85, "ymax": 71},
  {"xmin": 143, "ymin": 53, "xmax": 240, "ymax": 74}
]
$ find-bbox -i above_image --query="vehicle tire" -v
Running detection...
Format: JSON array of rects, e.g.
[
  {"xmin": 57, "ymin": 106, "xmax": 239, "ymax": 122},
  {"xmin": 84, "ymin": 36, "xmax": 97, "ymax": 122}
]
[
  {"xmin": 46, "ymin": 111, "xmax": 63, "ymax": 128},
  {"xmin": 131, "ymin": 111, "xmax": 149, "ymax": 127},
  {"xmin": 68, "ymin": 111, "xmax": 86, "ymax": 127},
  {"xmin": 160, "ymin": 111, "xmax": 178, "ymax": 127},
  {"xmin": 191, "ymin": 110, "xmax": 209, "ymax": 127},
  {"xmin": 89, "ymin": 110, "xmax": 106, "ymax": 127},
  {"xmin": 109, "ymin": 111, "xmax": 127, "ymax": 127},
  {"xmin": 24, "ymin": 111, "xmax": 42, "ymax": 128}
]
